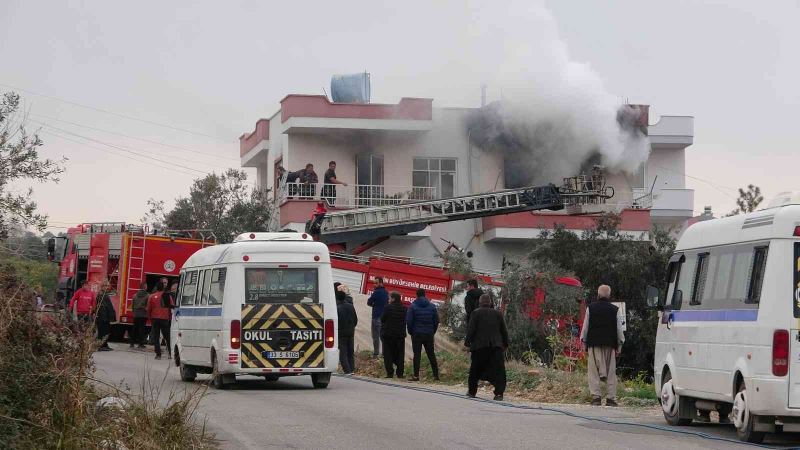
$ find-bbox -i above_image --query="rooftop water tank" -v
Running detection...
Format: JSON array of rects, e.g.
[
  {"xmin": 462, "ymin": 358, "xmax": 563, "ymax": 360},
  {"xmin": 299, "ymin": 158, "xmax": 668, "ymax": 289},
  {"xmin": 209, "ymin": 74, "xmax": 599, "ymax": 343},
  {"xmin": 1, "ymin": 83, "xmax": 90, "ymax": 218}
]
[{"xmin": 331, "ymin": 72, "xmax": 371, "ymax": 103}]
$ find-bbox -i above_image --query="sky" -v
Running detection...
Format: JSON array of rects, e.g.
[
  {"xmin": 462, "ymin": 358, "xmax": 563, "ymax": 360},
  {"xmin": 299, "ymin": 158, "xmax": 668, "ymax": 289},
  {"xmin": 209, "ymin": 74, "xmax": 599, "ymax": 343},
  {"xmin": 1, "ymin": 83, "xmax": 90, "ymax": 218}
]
[{"xmin": 1, "ymin": 0, "xmax": 798, "ymax": 232}]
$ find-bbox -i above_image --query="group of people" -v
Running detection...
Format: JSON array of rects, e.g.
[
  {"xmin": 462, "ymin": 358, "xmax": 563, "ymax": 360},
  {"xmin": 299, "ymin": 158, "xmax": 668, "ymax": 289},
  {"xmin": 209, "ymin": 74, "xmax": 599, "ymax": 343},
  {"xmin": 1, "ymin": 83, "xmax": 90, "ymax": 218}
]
[
  {"xmin": 280, "ymin": 161, "xmax": 347, "ymax": 203},
  {"xmin": 336, "ymin": 277, "xmax": 442, "ymax": 381},
  {"xmin": 337, "ymin": 277, "xmax": 625, "ymax": 406},
  {"xmin": 66, "ymin": 278, "xmax": 179, "ymax": 359}
]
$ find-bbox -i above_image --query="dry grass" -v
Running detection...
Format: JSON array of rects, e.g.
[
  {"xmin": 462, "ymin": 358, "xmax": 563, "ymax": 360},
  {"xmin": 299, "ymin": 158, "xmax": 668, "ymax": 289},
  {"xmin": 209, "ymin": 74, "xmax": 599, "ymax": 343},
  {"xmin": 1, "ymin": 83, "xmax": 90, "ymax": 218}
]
[{"xmin": 0, "ymin": 261, "xmax": 216, "ymax": 449}]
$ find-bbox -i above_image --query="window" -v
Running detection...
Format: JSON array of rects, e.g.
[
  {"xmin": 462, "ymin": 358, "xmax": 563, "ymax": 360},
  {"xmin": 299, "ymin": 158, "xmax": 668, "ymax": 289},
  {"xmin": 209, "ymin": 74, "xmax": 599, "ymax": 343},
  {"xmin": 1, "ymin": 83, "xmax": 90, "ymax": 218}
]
[
  {"xmin": 412, "ymin": 157, "xmax": 456, "ymax": 198},
  {"xmin": 746, "ymin": 246, "xmax": 769, "ymax": 303},
  {"xmin": 245, "ymin": 268, "xmax": 318, "ymax": 304},
  {"xmin": 199, "ymin": 269, "xmax": 212, "ymax": 306},
  {"xmin": 208, "ymin": 268, "xmax": 226, "ymax": 305},
  {"xmin": 690, "ymin": 253, "xmax": 710, "ymax": 305},
  {"xmin": 628, "ymin": 163, "xmax": 645, "ymax": 190},
  {"xmin": 180, "ymin": 271, "xmax": 198, "ymax": 306}
]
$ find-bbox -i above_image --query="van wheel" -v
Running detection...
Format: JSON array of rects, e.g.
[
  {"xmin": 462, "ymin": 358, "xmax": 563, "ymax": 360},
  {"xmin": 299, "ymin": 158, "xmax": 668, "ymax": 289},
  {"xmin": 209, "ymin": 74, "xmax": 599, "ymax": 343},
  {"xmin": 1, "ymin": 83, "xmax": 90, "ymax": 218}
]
[
  {"xmin": 733, "ymin": 382, "xmax": 765, "ymax": 444},
  {"xmin": 311, "ymin": 373, "xmax": 331, "ymax": 389},
  {"xmin": 210, "ymin": 351, "xmax": 227, "ymax": 389},
  {"xmin": 175, "ymin": 349, "xmax": 197, "ymax": 382},
  {"xmin": 661, "ymin": 372, "xmax": 691, "ymax": 426}
]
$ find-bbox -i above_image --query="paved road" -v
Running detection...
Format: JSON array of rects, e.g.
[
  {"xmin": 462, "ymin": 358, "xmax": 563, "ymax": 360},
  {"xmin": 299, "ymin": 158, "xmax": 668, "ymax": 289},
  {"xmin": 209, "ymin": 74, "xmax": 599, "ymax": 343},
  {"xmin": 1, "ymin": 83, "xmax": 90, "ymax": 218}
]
[{"xmin": 93, "ymin": 346, "xmax": 796, "ymax": 449}]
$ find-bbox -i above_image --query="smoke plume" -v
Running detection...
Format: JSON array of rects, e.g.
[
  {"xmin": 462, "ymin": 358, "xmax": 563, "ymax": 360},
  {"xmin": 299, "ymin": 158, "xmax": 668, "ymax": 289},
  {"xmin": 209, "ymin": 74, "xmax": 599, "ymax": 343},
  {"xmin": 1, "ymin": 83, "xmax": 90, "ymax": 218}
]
[{"xmin": 462, "ymin": 2, "xmax": 651, "ymax": 188}]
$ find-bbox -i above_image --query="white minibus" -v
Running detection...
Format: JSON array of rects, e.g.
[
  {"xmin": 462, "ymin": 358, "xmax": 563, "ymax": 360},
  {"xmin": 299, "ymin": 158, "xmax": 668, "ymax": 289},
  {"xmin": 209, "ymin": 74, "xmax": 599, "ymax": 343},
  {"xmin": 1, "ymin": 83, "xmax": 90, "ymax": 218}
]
[
  {"xmin": 172, "ymin": 232, "xmax": 338, "ymax": 389},
  {"xmin": 650, "ymin": 193, "xmax": 800, "ymax": 443}
]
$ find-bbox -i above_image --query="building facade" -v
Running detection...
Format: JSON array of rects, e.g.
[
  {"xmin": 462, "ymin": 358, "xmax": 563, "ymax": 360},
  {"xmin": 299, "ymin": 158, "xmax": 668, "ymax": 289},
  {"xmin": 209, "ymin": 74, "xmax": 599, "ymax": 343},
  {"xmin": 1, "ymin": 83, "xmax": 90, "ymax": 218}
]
[{"xmin": 240, "ymin": 94, "xmax": 694, "ymax": 272}]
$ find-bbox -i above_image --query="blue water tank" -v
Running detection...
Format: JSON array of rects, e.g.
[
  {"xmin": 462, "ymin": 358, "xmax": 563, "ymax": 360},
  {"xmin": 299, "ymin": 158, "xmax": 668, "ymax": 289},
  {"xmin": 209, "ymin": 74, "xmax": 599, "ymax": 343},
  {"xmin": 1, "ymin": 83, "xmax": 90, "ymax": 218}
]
[{"xmin": 330, "ymin": 72, "xmax": 371, "ymax": 103}]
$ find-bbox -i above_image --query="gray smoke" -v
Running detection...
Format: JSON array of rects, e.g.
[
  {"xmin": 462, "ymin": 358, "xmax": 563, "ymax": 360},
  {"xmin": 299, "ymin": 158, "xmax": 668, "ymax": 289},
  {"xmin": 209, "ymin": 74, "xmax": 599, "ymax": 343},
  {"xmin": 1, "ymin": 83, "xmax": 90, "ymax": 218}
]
[{"xmin": 461, "ymin": 2, "xmax": 651, "ymax": 187}]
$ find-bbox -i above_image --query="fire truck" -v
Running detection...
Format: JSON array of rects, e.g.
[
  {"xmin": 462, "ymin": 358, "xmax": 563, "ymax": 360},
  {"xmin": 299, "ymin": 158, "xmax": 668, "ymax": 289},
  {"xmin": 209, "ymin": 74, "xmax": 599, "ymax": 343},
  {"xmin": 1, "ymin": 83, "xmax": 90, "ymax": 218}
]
[{"xmin": 47, "ymin": 223, "xmax": 215, "ymax": 339}]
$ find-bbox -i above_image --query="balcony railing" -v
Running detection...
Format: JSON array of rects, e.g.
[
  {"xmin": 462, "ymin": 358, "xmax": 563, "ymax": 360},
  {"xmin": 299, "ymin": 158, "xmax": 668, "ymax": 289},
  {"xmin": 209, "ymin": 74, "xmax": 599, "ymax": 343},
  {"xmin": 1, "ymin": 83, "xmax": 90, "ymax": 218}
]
[{"xmin": 278, "ymin": 183, "xmax": 438, "ymax": 208}]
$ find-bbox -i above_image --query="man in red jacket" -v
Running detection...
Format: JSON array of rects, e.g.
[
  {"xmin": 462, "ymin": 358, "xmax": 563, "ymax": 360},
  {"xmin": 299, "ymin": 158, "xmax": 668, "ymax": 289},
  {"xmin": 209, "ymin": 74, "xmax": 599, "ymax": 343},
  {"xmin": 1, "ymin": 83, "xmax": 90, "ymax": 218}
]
[
  {"xmin": 68, "ymin": 280, "xmax": 96, "ymax": 328},
  {"xmin": 147, "ymin": 280, "xmax": 173, "ymax": 360}
]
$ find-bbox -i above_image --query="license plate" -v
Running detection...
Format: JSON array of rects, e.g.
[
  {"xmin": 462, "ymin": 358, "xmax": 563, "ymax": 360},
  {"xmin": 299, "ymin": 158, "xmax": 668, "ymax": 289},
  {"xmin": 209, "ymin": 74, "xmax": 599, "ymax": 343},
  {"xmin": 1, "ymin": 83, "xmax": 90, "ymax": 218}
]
[{"xmin": 265, "ymin": 351, "xmax": 303, "ymax": 359}]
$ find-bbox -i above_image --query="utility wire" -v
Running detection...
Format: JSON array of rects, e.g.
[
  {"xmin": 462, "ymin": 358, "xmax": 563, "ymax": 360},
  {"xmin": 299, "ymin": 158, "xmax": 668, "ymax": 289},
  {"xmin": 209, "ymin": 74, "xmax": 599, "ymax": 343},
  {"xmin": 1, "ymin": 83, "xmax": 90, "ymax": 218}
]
[
  {"xmin": 29, "ymin": 112, "xmax": 239, "ymax": 162},
  {"xmin": 650, "ymin": 164, "xmax": 738, "ymax": 200},
  {"xmin": 0, "ymin": 81, "xmax": 228, "ymax": 142},
  {"xmin": 34, "ymin": 121, "xmax": 210, "ymax": 175}
]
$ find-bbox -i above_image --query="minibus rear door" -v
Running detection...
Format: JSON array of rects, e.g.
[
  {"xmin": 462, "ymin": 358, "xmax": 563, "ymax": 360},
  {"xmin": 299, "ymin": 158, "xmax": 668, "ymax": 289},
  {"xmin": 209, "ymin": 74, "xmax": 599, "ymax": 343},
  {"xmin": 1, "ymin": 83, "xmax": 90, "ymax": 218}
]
[{"xmin": 790, "ymin": 243, "xmax": 800, "ymax": 408}]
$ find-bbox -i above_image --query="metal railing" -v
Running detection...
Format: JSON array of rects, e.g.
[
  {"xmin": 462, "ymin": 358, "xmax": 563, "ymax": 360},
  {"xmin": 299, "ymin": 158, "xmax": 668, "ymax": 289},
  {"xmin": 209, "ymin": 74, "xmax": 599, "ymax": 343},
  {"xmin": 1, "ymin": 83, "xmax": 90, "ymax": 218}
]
[{"xmin": 279, "ymin": 183, "xmax": 437, "ymax": 208}]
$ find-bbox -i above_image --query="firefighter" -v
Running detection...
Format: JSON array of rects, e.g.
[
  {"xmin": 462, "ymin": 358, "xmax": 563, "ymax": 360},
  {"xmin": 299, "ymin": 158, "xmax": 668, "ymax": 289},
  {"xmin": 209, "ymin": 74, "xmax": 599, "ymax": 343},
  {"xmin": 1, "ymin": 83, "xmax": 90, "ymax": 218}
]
[
  {"xmin": 147, "ymin": 280, "xmax": 173, "ymax": 360},
  {"xmin": 131, "ymin": 282, "xmax": 149, "ymax": 349},
  {"xmin": 95, "ymin": 280, "xmax": 116, "ymax": 351},
  {"xmin": 68, "ymin": 280, "xmax": 96, "ymax": 330}
]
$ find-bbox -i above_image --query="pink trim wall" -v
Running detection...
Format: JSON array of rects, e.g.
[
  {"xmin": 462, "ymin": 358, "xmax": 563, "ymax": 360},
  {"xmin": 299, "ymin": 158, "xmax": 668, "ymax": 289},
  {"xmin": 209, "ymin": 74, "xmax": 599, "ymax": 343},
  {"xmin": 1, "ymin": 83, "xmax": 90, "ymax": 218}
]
[
  {"xmin": 482, "ymin": 209, "xmax": 651, "ymax": 232},
  {"xmin": 280, "ymin": 95, "xmax": 432, "ymax": 123},
  {"xmin": 239, "ymin": 118, "xmax": 270, "ymax": 156}
]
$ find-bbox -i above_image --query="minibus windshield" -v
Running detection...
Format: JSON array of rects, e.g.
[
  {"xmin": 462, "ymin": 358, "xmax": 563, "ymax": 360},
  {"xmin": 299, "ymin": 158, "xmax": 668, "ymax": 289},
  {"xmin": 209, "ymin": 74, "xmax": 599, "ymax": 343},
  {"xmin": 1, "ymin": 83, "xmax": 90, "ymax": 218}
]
[{"xmin": 245, "ymin": 268, "xmax": 319, "ymax": 304}]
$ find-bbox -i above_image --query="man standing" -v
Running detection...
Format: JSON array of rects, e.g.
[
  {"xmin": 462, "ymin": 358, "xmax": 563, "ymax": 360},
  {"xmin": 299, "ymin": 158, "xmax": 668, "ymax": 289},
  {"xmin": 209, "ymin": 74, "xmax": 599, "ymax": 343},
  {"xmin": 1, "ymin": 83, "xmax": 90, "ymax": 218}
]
[
  {"xmin": 581, "ymin": 284, "xmax": 625, "ymax": 407},
  {"xmin": 463, "ymin": 279, "xmax": 484, "ymax": 325},
  {"xmin": 68, "ymin": 280, "xmax": 96, "ymax": 329},
  {"xmin": 147, "ymin": 280, "xmax": 172, "ymax": 360},
  {"xmin": 321, "ymin": 161, "xmax": 347, "ymax": 205},
  {"xmin": 406, "ymin": 288, "xmax": 440, "ymax": 381},
  {"xmin": 299, "ymin": 163, "xmax": 318, "ymax": 199},
  {"xmin": 381, "ymin": 291, "xmax": 407, "ymax": 378},
  {"xmin": 367, "ymin": 276, "xmax": 389, "ymax": 358},
  {"xmin": 95, "ymin": 280, "xmax": 116, "ymax": 351},
  {"xmin": 336, "ymin": 289, "xmax": 358, "ymax": 374},
  {"xmin": 131, "ymin": 282, "xmax": 149, "ymax": 349},
  {"xmin": 465, "ymin": 294, "xmax": 509, "ymax": 400}
]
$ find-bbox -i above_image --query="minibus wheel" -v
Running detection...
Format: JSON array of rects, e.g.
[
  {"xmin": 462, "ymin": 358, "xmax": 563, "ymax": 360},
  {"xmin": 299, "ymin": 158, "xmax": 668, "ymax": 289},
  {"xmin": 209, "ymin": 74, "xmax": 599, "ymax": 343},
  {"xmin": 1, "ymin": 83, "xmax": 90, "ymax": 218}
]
[
  {"xmin": 661, "ymin": 372, "xmax": 691, "ymax": 426},
  {"xmin": 176, "ymin": 350, "xmax": 196, "ymax": 382},
  {"xmin": 733, "ymin": 382, "xmax": 765, "ymax": 444},
  {"xmin": 311, "ymin": 372, "xmax": 331, "ymax": 389},
  {"xmin": 210, "ymin": 350, "xmax": 228, "ymax": 389}
]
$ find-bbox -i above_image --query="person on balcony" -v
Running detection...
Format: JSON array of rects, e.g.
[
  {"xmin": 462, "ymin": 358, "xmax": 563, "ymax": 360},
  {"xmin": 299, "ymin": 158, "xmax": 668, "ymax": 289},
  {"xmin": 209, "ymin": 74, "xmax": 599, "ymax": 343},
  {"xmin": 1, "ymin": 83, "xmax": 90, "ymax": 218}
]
[
  {"xmin": 322, "ymin": 161, "xmax": 347, "ymax": 206},
  {"xmin": 285, "ymin": 167, "xmax": 301, "ymax": 199},
  {"xmin": 299, "ymin": 163, "xmax": 318, "ymax": 199}
]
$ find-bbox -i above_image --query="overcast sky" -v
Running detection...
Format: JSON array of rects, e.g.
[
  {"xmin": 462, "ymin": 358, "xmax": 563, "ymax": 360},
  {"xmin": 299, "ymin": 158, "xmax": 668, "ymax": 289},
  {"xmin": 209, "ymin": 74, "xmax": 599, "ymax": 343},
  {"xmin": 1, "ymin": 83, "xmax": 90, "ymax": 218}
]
[{"xmin": 2, "ymin": 0, "xmax": 798, "ymax": 232}]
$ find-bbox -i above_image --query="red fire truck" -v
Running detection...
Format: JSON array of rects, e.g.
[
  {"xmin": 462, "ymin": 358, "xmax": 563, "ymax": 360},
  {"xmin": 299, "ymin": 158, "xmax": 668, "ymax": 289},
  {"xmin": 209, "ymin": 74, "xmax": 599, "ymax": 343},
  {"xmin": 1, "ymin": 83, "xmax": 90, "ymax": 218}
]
[{"xmin": 47, "ymin": 222, "xmax": 215, "ymax": 339}]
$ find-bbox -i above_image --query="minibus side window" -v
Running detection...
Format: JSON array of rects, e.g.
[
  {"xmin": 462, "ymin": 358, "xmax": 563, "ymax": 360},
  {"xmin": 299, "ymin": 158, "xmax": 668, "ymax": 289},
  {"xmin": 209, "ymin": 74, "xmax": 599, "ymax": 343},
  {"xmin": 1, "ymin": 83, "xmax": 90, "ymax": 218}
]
[
  {"xmin": 194, "ymin": 270, "xmax": 205, "ymax": 305},
  {"xmin": 745, "ymin": 246, "xmax": 769, "ymax": 304},
  {"xmin": 665, "ymin": 253, "xmax": 685, "ymax": 310},
  {"xmin": 180, "ymin": 271, "xmax": 198, "ymax": 306},
  {"xmin": 199, "ymin": 269, "xmax": 212, "ymax": 306},
  {"xmin": 690, "ymin": 253, "xmax": 710, "ymax": 306},
  {"xmin": 208, "ymin": 268, "xmax": 226, "ymax": 305}
]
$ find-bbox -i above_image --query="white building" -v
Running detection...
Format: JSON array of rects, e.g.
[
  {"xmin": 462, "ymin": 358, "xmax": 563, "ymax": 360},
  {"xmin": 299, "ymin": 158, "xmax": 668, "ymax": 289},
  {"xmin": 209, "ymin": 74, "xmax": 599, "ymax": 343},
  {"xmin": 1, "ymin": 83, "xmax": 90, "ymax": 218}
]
[{"xmin": 240, "ymin": 94, "xmax": 694, "ymax": 271}]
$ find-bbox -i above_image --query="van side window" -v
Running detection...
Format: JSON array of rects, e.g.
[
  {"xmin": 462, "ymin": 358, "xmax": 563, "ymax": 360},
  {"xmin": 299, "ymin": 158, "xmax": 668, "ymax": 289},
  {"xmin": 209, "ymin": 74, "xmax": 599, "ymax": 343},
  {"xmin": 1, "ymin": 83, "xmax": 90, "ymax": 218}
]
[
  {"xmin": 746, "ymin": 246, "xmax": 769, "ymax": 304},
  {"xmin": 690, "ymin": 253, "xmax": 710, "ymax": 305},
  {"xmin": 194, "ymin": 270, "xmax": 205, "ymax": 305},
  {"xmin": 180, "ymin": 271, "xmax": 198, "ymax": 306},
  {"xmin": 199, "ymin": 269, "xmax": 212, "ymax": 306},
  {"xmin": 208, "ymin": 268, "xmax": 226, "ymax": 305}
]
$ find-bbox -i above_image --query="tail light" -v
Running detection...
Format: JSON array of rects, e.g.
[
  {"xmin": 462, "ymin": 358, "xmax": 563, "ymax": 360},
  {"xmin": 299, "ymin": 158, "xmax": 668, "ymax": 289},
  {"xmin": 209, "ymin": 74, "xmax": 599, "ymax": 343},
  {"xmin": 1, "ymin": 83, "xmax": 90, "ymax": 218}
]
[
  {"xmin": 794, "ymin": 226, "xmax": 800, "ymax": 237},
  {"xmin": 324, "ymin": 319, "xmax": 334, "ymax": 349},
  {"xmin": 230, "ymin": 320, "xmax": 241, "ymax": 350},
  {"xmin": 773, "ymin": 329, "xmax": 789, "ymax": 376}
]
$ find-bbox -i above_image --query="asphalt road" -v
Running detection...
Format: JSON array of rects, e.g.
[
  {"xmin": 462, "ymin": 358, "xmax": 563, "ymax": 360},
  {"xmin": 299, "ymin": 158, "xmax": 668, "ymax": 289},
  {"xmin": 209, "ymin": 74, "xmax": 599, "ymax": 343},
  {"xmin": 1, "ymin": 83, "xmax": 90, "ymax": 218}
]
[{"xmin": 93, "ymin": 346, "xmax": 797, "ymax": 450}]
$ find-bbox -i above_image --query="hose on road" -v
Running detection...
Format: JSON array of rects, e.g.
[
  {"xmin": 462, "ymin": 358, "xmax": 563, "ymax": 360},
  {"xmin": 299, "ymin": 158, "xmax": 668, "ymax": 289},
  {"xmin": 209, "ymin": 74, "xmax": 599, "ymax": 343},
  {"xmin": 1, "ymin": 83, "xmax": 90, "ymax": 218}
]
[{"xmin": 335, "ymin": 374, "xmax": 777, "ymax": 449}]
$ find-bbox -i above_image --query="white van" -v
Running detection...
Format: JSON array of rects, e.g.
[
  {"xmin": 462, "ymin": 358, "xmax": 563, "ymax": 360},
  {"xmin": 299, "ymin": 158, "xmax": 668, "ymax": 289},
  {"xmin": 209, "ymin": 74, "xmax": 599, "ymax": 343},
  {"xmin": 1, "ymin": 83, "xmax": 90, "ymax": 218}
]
[
  {"xmin": 172, "ymin": 232, "xmax": 338, "ymax": 389},
  {"xmin": 650, "ymin": 193, "xmax": 800, "ymax": 443}
]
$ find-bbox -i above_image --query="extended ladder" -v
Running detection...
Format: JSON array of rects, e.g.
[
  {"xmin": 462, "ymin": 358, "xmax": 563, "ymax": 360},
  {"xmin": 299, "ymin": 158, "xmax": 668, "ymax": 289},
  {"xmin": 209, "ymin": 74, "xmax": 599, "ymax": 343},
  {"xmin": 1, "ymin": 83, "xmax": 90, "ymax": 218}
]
[{"xmin": 314, "ymin": 185, "xmax": 564, "ymax": 244}]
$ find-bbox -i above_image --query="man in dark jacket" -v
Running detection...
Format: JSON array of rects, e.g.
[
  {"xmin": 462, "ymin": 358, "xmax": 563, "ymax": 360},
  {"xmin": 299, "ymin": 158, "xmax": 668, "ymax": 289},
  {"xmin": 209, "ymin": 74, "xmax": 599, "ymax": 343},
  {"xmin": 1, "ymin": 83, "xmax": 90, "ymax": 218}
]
[
  {"xmin": 463, "ymin": 279, "xmax": 484, "ymax": 325},
  {"xmin": 367, "ymin": 276, "xmax": 389, "ymax": 358},
  {"xmin": 130, "ymin": 282, "xmax": 149, "ymax": 349},
  {"xmin": 380, "ymin": 291, "xmax": 407, "ymax": 378},
  {"xmin": 299, "ymin": 163, "xmax": 318, "ymax": 199},
  {"xmin": 406, "ymin": 288, "xmax": 440, "ymax": 381},
  {"xmin": 336, "ymin": 290, "xmax": 358, "ymax": 374},
  {"xmin": 95, "ymin": 280, "xmax": 116, "ymax": 351},
  {"xmin": 465, "ymin": 294, "xmax": 509, "ymax": 400},
  {"xmin": 581, "ymin": 284, "xmax": 625, "ymax": 407}
]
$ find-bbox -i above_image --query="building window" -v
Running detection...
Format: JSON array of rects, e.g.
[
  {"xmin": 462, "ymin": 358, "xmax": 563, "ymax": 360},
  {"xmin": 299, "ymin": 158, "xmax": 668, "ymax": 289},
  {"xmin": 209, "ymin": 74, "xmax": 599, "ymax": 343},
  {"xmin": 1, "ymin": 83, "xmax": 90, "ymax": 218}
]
[
  {"xmin": 628, "ymin": 163, "xmax": 645, "ymax": 190},
  {"xmin": 412, "ymin": 158, "xmax": 456, "ymax": 199}
]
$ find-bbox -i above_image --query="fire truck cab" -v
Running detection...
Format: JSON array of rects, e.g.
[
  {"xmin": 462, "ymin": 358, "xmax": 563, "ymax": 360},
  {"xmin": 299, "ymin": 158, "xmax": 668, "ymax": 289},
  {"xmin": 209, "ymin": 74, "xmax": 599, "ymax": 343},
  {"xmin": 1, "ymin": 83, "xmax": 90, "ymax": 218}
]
[{"xmin": 48, "ymin": 222, "xmax": 215, "ymax": 339}]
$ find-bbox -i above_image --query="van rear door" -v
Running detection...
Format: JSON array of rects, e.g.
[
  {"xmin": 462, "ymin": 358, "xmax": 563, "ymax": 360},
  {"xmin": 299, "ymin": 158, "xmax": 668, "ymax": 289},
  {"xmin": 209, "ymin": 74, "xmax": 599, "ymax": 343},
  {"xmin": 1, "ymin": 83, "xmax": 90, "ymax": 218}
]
[
  {"xmin": 240, "ymin": 267, "xmax": 326, "ymax": 370},
  {"xmin": 790, "ymin": 243, "xmax": 800, "ymax": 408}
]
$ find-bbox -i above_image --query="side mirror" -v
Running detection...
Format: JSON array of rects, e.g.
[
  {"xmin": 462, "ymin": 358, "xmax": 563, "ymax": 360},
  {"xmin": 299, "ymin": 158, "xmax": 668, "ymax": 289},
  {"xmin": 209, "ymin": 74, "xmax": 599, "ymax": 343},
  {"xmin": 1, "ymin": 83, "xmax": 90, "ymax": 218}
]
[
  {"xmin": 46, "ymin": 238, "xmax": 56, "ymax": 261},
  {"xmin": 646, "ymin": 285, "xmax": 660, "ymax": 308}
]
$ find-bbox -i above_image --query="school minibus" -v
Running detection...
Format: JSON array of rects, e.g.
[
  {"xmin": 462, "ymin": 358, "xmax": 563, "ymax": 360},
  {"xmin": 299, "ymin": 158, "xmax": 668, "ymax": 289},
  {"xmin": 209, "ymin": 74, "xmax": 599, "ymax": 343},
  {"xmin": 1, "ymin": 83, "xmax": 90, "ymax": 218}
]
[
  {"xmin": 649, "ymin": 192, "xmax": 800, "ymax": 443},
  {"xmin": 172, "ymin": 232, "xmax": 338, "ymax": 389}
]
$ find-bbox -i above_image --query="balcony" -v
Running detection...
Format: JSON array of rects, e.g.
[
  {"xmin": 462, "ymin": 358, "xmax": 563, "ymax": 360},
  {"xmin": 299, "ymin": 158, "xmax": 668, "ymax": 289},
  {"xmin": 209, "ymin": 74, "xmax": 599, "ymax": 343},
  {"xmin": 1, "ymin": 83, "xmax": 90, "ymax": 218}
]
[
  {"xmin": 240, "ymin": 118, "xmax": 270, "ymax": 168},
  {"xmin": 279, "ymin": 95, "xmax": 433, "ymax": 134},
  {"xmin": 648, "ymin": 116, "xmax": 694, "ymax": 148},
  {"xmin": 651, "ymin": 188, "xmax": 695, "ymax": 220}
]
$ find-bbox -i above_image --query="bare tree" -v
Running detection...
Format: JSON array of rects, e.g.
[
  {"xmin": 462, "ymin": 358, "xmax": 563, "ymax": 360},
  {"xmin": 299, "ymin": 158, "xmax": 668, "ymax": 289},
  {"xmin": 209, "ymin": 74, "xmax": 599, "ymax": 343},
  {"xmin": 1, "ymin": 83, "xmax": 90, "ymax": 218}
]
[
  {"xmin": 0, "ymin": 92, "xmax": 65, "ymax": 238},
  {"xmin": 727, "ymin": 184, "xmax": 764, "ymax": 216}
]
